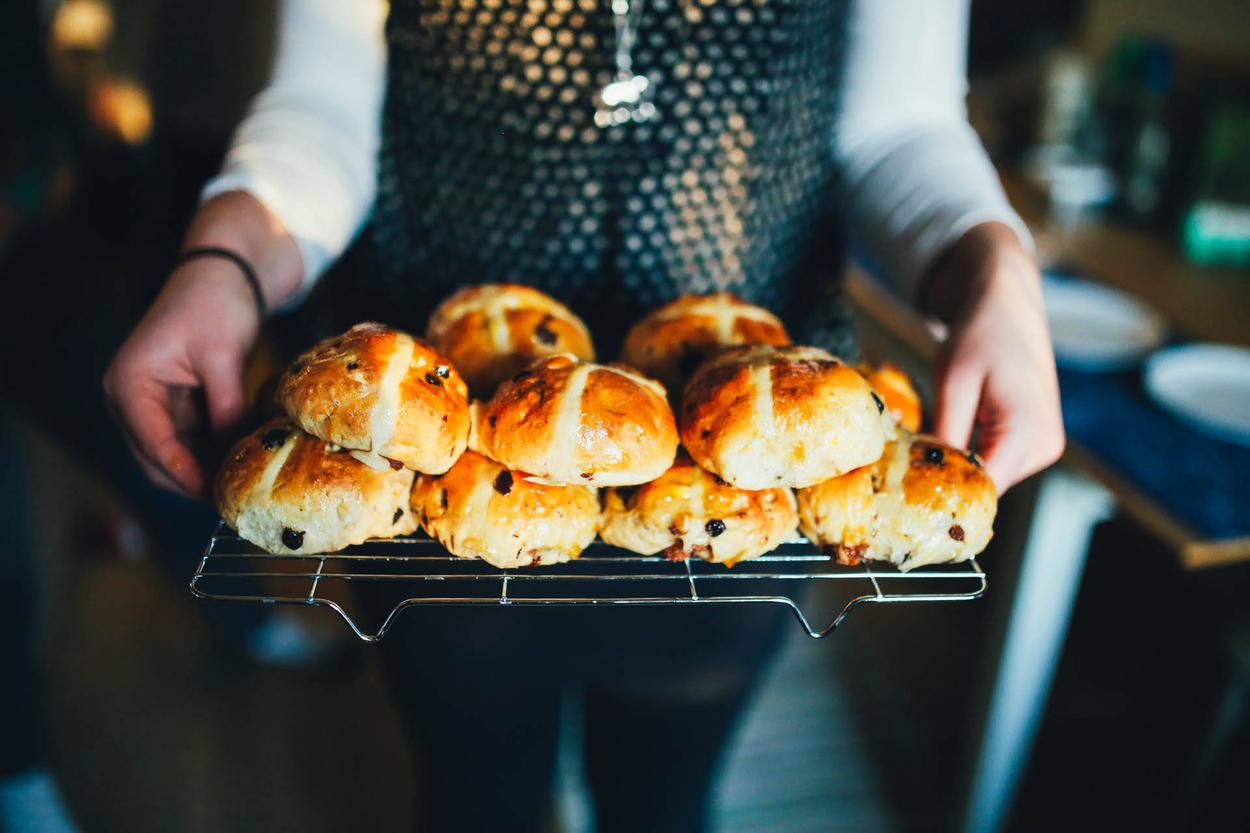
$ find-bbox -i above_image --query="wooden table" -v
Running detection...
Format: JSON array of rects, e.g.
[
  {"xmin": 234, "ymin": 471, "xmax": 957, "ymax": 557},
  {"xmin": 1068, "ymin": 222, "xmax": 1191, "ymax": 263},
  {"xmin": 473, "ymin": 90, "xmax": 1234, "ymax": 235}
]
[
  {"xmin": 853, "ymin": 172, "xmax": 1250, "ymax": 569},
  {"xmin": 1009, "ymin": 170, "xmax": 1250, "ymax": 567},
  {"xmin": 845, "ymin": 175, "xmax": 1248, "ymax": 833}
]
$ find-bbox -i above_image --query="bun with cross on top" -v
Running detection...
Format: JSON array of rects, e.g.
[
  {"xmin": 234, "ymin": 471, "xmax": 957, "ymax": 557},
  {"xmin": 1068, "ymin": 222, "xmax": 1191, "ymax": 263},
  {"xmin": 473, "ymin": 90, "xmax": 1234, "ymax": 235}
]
[
  {"xmin": 679, "ymin": 344, "xmax": 887, "ymax": 490},
  {"xmin": 469, "ymin": 353, "xmax": 679, "ymax": 487}
]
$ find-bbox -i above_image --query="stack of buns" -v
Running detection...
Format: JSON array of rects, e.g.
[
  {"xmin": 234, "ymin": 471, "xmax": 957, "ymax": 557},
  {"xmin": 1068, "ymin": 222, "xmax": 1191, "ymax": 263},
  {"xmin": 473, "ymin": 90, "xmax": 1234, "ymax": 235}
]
[
  {"xmin": 216, "ymin": 284, "xmax": 997, "ymax": 571},
  {"xmin": 216, "ymin": 322, "xmax": 471, "ymax": 554}
]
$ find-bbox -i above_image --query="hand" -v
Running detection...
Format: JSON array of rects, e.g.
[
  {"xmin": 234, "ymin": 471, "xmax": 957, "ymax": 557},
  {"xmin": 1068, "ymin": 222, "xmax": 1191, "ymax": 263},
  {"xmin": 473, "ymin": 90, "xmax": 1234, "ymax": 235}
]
[
  {"xmin": 919, "ymin": 222, "xmax": 1065, "ymax": 493},
  {"xmin": 103, "ymin": 192, "xmax": 302, "ymax": 497},
  {"xmin": 103, "ymin": 262, "xmax": 260, "ymax": 496}
]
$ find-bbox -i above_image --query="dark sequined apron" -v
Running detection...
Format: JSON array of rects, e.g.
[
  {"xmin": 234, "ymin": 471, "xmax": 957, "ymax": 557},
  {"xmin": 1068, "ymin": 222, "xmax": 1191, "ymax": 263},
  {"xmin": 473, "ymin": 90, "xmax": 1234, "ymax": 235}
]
[
  {"xmin": 369, "ymin": 0, "xmax": 856, "ymax": 358},
  {"xmin": 353, "ymin": 6, "xmax": 859, "ymax": 802}
]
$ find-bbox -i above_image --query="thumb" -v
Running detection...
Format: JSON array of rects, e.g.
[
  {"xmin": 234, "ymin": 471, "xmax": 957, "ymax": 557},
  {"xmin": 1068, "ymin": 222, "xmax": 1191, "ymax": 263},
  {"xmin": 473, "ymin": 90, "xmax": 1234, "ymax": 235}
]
[
  {"xmin": 198, "ymin": 348, "xmax": 248, "ymax": 434},
  {"xmin": 978, "ymin": 417, "xmax": 1032, "ymax": 495},
  {"xmin": 933, "ymin": 351, "xmax": 984, "ymax": 450}
]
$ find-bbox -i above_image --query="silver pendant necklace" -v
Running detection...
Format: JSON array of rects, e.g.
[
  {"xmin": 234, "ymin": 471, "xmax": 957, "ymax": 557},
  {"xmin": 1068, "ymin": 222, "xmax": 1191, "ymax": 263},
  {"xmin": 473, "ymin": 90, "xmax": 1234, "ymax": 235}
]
[{"xmin": 593, "ymin": 0, "xmax": 656, "ymax": 128}]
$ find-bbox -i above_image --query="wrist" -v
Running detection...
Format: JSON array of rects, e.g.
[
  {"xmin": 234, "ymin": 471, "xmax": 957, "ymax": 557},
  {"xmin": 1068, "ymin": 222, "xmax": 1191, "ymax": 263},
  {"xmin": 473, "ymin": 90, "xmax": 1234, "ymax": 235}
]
[
  {"xmin": 182, "ymin": 191, "xmax": 304, "ymax": 311},
  {"xmin": 916, "ymin": 222, "xmax": 1038, "ymax": 325},
  {"xmin": 158, "ymin": 259, "xmax": 265, "ymax": 346},
  {"xmin": 177, "ymin": 247, "xmax": 268, "ymax": 320}
]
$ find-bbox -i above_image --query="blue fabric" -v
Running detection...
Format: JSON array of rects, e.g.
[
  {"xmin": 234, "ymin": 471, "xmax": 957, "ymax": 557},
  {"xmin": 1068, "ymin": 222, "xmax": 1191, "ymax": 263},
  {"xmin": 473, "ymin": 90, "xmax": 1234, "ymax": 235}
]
[{"xmin": 1059, "ymin": 367, "xmax": 1250, "ymax": 539}]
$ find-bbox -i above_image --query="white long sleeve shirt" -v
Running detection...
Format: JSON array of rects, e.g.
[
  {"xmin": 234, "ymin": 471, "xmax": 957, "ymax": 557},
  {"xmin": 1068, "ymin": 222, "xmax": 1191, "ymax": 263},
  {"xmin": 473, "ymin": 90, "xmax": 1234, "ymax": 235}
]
[{"xmin": 203, "ymin": 0, "xmax": 1030, "ymax": 305}]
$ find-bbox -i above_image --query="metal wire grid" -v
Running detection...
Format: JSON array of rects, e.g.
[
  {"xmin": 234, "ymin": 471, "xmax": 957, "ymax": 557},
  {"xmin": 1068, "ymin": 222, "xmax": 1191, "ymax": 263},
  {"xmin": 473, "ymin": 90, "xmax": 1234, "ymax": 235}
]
[{"xmin": 191, "ymin": 521, "xmax": 986, "ymax": 642}]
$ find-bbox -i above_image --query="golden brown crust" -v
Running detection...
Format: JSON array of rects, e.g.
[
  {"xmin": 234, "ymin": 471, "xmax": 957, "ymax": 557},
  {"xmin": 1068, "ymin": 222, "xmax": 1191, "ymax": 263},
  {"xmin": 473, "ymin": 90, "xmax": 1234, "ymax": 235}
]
[
  {"xmin": 411, "ymin": 451, "xmax": 598, "ymax": 568},
  {"xmin": 796, "ymin": 431, "xmax": 996, "ymax": 570},
  {"xmin": 426, "ymin": 284, "xmax": 595, "ymax": 397},
  {"xmin": 859, "ymin": 362, "xmax": 923, "ymax": 433},
  {"xmin": 798, "ymin": 464, "xmax": 877, "ymax": 566},
  {"xmin": 679, "ymin": 344, "xmax": 887, "ymax": 489},
  {"xmin": 900, "ymin": 437, "xmax": 995, "ymax": 513},
  {"xmin": 600, "ymin": 455, "xmax": 797, "ymax": 566},
  {"xmin": 215, "ymin": 418, "xmax": 417, "ymax": 554},
  {"xmin": 470, "ymin": 353, "xmax": 678, "ymax": 487},
  {"xmin": 277, "ymin": 322, "xmax": 470, "ymax": 474},
  {"xmin": 620, "ymin": 293, "xmax": 791, "ymax": 397}
]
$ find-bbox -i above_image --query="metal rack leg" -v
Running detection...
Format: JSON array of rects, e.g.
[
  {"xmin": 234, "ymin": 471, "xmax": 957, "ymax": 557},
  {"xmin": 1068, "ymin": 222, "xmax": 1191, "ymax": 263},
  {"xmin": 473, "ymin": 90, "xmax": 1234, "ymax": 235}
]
[{"xmin": 960, "ymin": 466, "xmax": 1112, "ymax": 833}]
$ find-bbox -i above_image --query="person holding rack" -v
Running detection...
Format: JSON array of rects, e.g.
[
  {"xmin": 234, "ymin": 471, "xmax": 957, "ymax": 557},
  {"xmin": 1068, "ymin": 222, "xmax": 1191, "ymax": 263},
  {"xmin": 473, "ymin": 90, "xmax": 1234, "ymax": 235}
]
[{"xmin": 105, "ymin": 0, "xmax": 1064, "ymax": 830}]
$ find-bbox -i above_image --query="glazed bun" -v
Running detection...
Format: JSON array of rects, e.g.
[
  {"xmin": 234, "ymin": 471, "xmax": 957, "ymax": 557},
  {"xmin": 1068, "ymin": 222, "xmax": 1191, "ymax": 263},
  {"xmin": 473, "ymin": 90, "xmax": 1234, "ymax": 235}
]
[
  {"xmin": 470, "ymin": 353, "xmax": 678, "ymax": 487},
  {"xmin": 277, "ymin": 322, "xmax": 470, "ymax": 474},
  {"xmin": 600, "ymin": 455, "xmax": 797, "ymax": 566},
  {"xmin": 412, "ymin": 450, "xmax": 598, "ymax": 568},
  {"xmin": 620, "ymin": 293, "xmax": 790, "ymax": 396},
  {"xmin": 859, "ymin": 362, "xmax": 922, "ymax": 433},
  {"xmin": 426, "ymin": 284, "xmax": 595, "ymax": 397},
  {"xmin": 679, "ymin": 344, "xmax": 887, "ymax": 489},
  {"xmin": 215, "ymin": 418, "xmax": 417, "ymax": 555},
  {"xmin": 796, "ymin": 431, "xmax": 996, "ymax": 571}
]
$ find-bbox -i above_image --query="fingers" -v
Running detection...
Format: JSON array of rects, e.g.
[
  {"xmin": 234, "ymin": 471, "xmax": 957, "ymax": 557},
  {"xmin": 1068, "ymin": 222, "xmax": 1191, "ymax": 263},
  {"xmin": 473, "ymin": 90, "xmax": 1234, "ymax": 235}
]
[
  {"xmin": 932, "ymin": 341, "xmax": 1066, "ymax": 494},
  {"xmin": 978, "ymin": 419, "xmax": 1032, "ymax": 495},
  {"xmin": 115, "ymin": 420, "xmax": 185, "ymax": 494},
  {"xmin": 968, "ymin": 378, "xmax": 1066, "ymax": 494},
  {"xmin": 933, "ymin": 349, "xmax": 983, "ymax": 450},
  {"xmin": 105, "ymin": 374, "xmax": 205, "ymax": 498},
  {"xmin": 981, "ymin": 421, "xmax": 1066, "ymax": 494},
  {"xmin": 199, "ymin": 350, "xmax": 248, "ymax": 434}
]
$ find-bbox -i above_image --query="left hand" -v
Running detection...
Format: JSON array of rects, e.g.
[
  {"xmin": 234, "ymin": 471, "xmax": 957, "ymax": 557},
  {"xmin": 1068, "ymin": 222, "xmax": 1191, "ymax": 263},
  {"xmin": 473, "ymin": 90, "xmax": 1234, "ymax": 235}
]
[{"xmin": 918, "ymin": 222, "xmax": 1065, "ymax": 494}]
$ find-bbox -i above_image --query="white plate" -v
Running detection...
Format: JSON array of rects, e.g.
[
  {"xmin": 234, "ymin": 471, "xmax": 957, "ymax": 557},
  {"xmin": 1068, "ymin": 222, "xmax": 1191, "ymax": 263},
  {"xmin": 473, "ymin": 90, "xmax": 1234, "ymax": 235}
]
[
  {"xmin": 1043, "ymin": 275, "xmax": 1168, "ymax": 371},
  {"xmin": 1145, "ymin": 344, "xmax": 1250, "ymax": 447}
]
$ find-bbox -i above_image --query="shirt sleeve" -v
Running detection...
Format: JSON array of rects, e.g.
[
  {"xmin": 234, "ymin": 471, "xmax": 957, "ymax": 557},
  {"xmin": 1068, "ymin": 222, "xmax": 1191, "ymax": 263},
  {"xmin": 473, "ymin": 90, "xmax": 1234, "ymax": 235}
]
[
  {"xmin": 200, "ymin": 0, "xmax": 387, "ymax": 304},
  {"xmin": 833, "ymin": 0, "xmax": 1033, "ymax": 300}
]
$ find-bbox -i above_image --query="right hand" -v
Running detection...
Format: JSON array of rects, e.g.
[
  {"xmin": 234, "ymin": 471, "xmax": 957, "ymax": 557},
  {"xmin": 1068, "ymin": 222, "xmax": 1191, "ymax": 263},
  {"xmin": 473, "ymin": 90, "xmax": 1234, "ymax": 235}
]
[
  {"xmin": 103, "ymin": 261, "xmax": 260, "ymax": 497},
  {"xmin": 104, "ymin": 191, "xmax": 302, "ymax": 498}
]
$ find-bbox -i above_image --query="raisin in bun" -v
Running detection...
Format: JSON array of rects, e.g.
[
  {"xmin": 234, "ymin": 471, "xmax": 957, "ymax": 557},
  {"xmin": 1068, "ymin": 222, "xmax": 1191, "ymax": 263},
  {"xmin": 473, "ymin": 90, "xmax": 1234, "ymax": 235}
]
[
  {"xmin": 796, "ymin": 431, "xmax": 996, "ymax": 571},
  {"xmin": 277, "ymin": 322, "xmax": 470, "ymax": 474},
  {"xmin": 426, "ymin": 284, "xmax": 595, "ymax": 397},
  {"xmin": 679, "ymin": 344, "xmax": 886, "ymax": 490},
  {"xmin": 620, "ymin": 293, "xmax": 790, "ymax": 396},
  {"xmin": 412, "ymin": 450, "xmax": 598, "ymax": 568},
  {"xmin": 470, "ymin": 353, "xmax": 678, "ymax": 487},
  {"xmin": 215, "ymin": 419, "xmax": 417, "ymax": 555},
  {"xmin": 859, "ymin": 362, "xmax": 922, "ymax": 433},
  {"xmin": 600, "ymin": 455, "xmax": 797, "ymax": 566}
]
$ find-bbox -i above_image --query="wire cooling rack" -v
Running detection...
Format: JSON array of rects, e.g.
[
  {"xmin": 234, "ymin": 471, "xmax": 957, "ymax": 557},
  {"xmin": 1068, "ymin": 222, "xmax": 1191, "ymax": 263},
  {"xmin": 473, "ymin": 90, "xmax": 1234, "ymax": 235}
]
[{"xmin": 191, "ymin": 522, "xmax": 986, "ymax": 641}]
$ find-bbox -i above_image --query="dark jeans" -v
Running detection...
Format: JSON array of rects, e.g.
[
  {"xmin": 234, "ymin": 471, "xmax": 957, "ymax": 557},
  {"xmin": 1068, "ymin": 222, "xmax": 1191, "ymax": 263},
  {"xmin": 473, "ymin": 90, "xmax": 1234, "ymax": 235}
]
[{"xmin": 371, "ymin": 601, "xmax": 792, "ymax": 833}]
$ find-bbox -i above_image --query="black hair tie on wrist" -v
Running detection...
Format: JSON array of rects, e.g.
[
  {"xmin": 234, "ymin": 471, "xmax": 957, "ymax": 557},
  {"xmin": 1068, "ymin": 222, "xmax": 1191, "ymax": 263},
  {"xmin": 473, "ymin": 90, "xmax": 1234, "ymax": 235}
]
[{"xmin": 176, "ymin": 246, "xmax": 267, "ymax": 322}]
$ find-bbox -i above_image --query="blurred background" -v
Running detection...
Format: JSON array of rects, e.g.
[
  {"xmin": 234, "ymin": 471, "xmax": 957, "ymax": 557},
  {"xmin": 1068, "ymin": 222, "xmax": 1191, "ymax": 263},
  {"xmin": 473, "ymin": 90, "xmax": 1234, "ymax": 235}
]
[{"xmin": 1, "ymin": 0, "xmax": 1248, "ymax": 831}]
